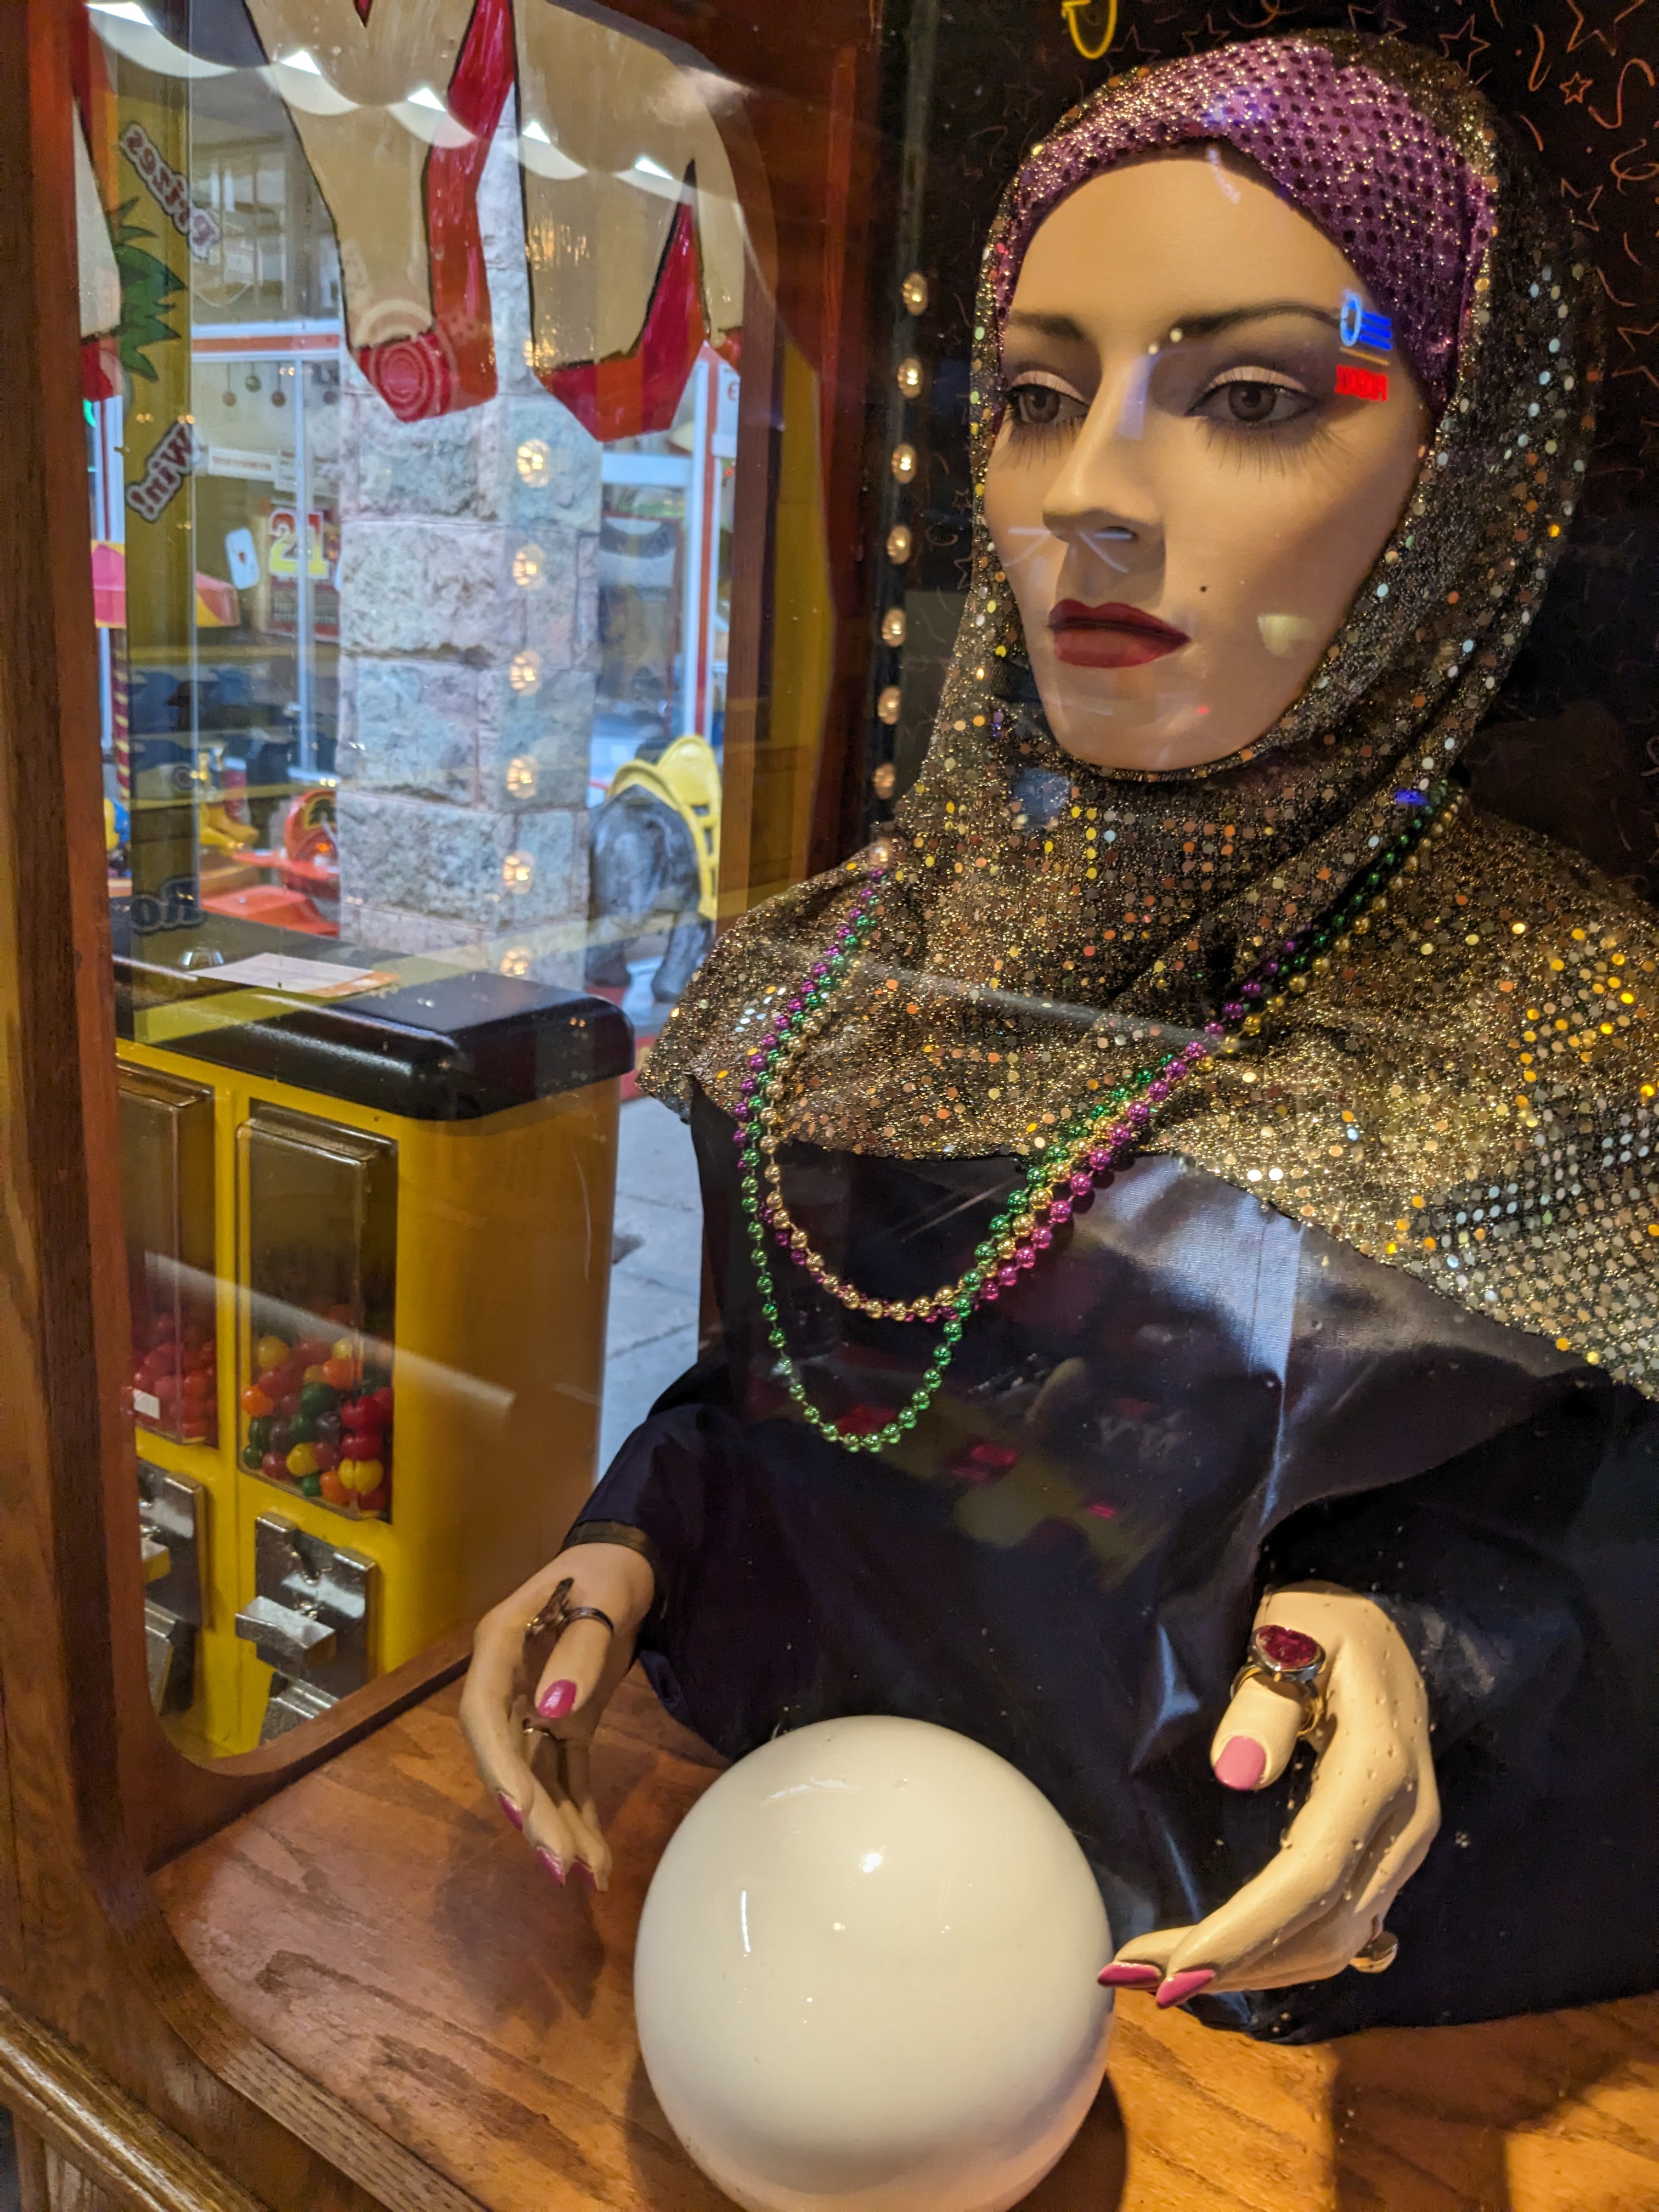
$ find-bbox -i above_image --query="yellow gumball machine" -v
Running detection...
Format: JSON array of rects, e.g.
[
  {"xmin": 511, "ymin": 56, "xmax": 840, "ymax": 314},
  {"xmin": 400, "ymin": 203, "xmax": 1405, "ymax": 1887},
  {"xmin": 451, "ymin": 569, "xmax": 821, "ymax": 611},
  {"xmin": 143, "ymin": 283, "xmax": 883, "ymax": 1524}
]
[{"xmin": 115, "ymin": 910, "xmax": 629, "ymax": 1756}]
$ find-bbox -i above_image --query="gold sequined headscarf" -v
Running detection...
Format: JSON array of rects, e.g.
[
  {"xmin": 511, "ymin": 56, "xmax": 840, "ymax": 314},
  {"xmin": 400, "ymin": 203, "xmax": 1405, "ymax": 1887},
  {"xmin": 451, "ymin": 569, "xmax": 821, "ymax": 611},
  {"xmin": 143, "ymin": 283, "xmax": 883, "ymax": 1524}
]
[{"xmin": 647, "ymin": 33, "xmax": 1659, "ymax": 1396}]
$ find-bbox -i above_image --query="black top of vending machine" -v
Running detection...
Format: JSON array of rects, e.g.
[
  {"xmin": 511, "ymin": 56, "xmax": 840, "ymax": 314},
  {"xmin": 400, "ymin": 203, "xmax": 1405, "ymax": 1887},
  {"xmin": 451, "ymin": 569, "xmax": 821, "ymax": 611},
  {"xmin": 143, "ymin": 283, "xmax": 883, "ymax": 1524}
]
[{"xmin": 109, "ymin": 905, "xmax": 635, "ymax": 1120}]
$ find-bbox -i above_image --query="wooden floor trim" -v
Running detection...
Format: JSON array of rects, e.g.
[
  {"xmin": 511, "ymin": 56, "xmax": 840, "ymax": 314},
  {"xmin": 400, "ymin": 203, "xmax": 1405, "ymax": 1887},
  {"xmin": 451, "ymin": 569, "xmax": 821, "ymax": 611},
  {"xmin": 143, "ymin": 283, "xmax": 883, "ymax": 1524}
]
[{"xmin": 0, "ymin": 1990, "xmax": 270, "ymax": 2212}]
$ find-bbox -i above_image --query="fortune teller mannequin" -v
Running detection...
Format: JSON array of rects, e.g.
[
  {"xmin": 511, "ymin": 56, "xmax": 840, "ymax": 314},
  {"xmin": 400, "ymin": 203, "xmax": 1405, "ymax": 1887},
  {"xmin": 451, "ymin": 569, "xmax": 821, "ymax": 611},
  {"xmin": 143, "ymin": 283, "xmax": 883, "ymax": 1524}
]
[{"xmin": 464, "ymin": 34, "xmax": 1659, "ymax": 2040}]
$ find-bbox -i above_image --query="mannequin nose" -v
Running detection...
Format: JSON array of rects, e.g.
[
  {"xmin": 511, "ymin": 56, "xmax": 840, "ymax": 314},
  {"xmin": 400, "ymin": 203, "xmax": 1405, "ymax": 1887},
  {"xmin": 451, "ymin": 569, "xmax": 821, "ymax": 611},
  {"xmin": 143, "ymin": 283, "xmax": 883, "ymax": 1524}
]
[
  {"xmin": 1041, "ymin": 467, "xmax": 1155, "ymax": 564},
  {"xmin": 1040, "ymin": 373, "xmax": 1159, "ymax": 561},
  {"xmin": 1040, "ymin": 500, "xmax": 1146, "ymax": 566}
]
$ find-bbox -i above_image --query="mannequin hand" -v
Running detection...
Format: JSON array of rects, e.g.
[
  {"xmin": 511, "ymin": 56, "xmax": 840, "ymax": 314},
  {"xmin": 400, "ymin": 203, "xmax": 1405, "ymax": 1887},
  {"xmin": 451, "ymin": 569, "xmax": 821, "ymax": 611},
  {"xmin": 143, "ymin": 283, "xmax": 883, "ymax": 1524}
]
[
  {"xmin": 1101, "ymin": 1585, "xmax": 1438, "ymax": 2003},
  {"xmin": 460, "ymin": 1541, "xmax": 654, "ymax": 1892}
]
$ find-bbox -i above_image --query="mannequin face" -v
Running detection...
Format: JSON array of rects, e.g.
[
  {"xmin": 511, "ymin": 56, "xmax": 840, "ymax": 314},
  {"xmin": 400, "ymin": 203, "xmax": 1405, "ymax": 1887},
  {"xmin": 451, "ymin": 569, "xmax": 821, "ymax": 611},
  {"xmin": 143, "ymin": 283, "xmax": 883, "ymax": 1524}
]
[{"xmin": 983, "ymin": 151, "xmax": 1430, "ymax": 771}]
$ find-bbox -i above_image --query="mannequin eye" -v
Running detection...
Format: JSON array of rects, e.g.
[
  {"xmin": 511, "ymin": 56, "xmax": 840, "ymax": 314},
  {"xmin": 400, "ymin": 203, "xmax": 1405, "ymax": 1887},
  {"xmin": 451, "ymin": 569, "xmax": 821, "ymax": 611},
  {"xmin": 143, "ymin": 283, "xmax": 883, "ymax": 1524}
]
[
  {"xmin": 1005, "ymin": 375, "xmax": 1087, "ymax": 436},
  {"xmin": 1190, "ymin": 370, "xmax": 1316, "ymax": 430}
]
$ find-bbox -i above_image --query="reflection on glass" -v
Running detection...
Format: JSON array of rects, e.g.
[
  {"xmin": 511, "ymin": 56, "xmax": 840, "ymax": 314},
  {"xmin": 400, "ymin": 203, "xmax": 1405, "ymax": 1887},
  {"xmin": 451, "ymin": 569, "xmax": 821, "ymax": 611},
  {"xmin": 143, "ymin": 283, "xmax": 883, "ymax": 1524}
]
[{"xmin": 76, "ymin": 0, "xmax": 774, "ymax": 1762}]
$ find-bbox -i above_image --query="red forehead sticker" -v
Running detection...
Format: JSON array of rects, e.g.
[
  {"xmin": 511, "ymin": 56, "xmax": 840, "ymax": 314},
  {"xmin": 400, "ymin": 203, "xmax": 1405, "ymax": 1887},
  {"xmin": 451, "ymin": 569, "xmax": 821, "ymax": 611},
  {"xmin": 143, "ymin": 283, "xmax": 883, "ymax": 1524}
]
[{"xmin": 1335, "ymin": 363, "xmax": 1390, "ymax": 403}]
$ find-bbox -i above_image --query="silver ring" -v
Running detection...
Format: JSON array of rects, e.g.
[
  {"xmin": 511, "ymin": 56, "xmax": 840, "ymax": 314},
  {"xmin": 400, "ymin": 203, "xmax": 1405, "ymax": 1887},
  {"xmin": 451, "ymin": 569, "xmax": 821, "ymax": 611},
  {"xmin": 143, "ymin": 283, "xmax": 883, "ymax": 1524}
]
[{"xmin": 523, "ymin": 1576, "xmax": 614, "ymax": 1647}]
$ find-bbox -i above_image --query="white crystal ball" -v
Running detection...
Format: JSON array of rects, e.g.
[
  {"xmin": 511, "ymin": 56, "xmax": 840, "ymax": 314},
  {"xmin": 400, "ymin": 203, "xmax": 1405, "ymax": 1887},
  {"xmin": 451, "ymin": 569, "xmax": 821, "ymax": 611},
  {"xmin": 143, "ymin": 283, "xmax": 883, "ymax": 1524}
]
[{"xmin": 634, "ymin": 1714, "xmax": 1113, "ymax": 2212}]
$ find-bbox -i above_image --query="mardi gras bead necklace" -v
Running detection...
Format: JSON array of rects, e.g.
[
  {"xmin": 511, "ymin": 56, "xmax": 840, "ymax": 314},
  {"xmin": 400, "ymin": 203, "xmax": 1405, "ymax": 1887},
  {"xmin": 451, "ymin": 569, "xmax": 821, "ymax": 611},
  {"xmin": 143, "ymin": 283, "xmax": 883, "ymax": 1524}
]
[{"xmin": 735, "ymin": 781, "xmax": 1463, "ymax": 1453}]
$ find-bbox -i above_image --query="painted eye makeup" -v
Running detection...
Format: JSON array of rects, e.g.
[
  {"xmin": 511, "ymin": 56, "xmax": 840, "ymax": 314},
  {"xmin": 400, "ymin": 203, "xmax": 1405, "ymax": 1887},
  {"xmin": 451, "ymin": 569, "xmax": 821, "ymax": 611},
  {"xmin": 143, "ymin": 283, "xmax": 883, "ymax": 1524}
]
[
  {"xmin": 1003, "ymin": 369, "xmax": 1090, "ymax": 438},
  {"xmin": 1188, "ymin": 364, "xmax": 1318, "ymax": 430}
]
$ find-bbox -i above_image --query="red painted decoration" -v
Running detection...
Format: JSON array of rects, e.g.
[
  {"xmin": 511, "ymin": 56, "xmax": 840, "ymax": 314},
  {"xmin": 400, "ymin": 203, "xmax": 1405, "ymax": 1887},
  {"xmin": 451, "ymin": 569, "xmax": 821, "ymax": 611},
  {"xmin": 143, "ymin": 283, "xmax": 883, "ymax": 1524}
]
[
  {"xmin": 546, "ymin": 194, "xmax": 735, "ymax": 443},
  {"xmin": 354, "ymin": 0, "xmax": 514, "ymax": 422},
  {"xmin": 1335, "ymin": 362, "xmax": 1389, "ymax": 403}
]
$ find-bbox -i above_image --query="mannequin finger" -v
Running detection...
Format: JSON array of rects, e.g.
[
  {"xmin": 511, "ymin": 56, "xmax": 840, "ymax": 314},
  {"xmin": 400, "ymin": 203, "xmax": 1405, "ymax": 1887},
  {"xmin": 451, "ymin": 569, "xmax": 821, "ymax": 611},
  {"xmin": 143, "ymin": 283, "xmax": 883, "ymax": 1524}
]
[
  {"xmin": 1214, "ymin": 1792, "xmax": 1439, "ymax": 1993},
  {"xmin": 461, "ymin": 1722, "xmax": 543, "ymax": 1838},
  {"xmin": 462, "ymin": 1557, "xmax": 601, "ymax": 1818},
  {"xmin": 1097, "ymin": 1926, "xmax": 1188, "ymax": 1988},
  {"xmin": 1204, "ymin": 1909, "xmax": 1369, "ymax": 1993},
  {"xmin": 1336, "ymin": 1784, "xmax": 1440, "ymax": 1939},
  {"xmin": 532, "ymin": 1617, "xmax": 614, "ymax": 1723},
  {"xmin": 522, "ymin": 1736, "xmax": 608, "ymax": 1884},
  {"xmin": 1152, "ymin": 1810, "xmax": 1368, "ymax": 1997},
  {"xmin": 1158, "ymin": 1769, "xmax": 1423, "ymax": 1998},
  {"xmin": 562, "ymin": 1736, "xmax": 606, "ymax": 1842},
  {"xmin": 1209, "ymin": 1675, "xmax": 1305, "ymax": 1792},
  {"xmin": 517, "ymin": 1774, "xmax": 589, "ymax": 1885},
  {"xmin": 459, "ymin": 1623, "xmax": 540, "ymax": 1829},
  {"xmin": 556, "ymin": 1738, "xmax": 612, "ymax": 1889}
]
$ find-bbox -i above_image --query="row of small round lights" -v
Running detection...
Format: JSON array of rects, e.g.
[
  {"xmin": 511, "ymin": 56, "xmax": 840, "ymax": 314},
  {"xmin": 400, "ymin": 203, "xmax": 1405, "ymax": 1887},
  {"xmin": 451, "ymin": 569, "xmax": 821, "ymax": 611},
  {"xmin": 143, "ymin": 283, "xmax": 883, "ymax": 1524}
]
[
  {"xmin": 872, "ymin": 269, "xmax": 929, "ymax": 804},
  {"xmin": 500, "ymin": 431, "xmax": 577, "ymax": 953}
]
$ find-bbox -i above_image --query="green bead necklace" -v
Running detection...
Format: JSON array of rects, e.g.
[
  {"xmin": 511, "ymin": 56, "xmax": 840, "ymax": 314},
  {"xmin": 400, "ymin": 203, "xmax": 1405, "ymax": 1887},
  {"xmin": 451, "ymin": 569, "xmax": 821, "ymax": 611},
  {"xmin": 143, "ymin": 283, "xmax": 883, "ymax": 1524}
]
[{"xmin": 732, "ymin": 781, "xmax": 1461, "ymax": 1453}]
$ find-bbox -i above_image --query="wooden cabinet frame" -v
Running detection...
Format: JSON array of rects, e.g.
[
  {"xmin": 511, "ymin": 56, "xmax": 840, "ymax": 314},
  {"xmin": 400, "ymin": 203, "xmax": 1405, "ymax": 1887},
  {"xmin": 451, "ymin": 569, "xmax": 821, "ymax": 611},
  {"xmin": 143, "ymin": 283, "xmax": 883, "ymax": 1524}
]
[{"xmin": 0, "ymin": 0, "xmax": 896, "ymax": 2203}]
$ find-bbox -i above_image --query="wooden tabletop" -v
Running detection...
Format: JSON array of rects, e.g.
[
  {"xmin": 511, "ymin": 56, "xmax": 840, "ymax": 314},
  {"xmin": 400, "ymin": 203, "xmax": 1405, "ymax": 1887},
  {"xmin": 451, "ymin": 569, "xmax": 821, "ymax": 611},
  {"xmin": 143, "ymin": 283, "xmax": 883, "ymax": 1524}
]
[{"xmin": 153, "ymin": 1674, "xmax": 1659, "ymax": 2212}]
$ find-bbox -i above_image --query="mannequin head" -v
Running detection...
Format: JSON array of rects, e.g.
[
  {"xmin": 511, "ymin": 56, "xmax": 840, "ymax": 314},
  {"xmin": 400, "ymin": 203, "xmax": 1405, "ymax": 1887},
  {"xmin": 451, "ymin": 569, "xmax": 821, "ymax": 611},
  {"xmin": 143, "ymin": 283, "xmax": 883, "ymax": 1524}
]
[{"xmin": 984, "ymin": 149, "xmax": 1430, "ymax": 772}]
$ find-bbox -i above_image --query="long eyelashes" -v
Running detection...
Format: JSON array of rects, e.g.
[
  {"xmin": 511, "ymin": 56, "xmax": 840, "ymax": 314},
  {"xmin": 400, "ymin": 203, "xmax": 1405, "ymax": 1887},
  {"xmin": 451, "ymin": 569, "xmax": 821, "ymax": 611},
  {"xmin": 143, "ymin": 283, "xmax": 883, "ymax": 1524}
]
[
  {"xmin": 1001, "ymin": 366, "xmax": 1326, "ymax": 453},
  {"xmin": 1188, "ymin": 369, "xmax": 1318, "ymax": 432},
  {"xmin": 1195, "ymin": 404, "xmax": 1338, "ymax": 476},
  {"xmin": 1003, "ymin": 377, "xmax": 1088, "ymax": 449}
]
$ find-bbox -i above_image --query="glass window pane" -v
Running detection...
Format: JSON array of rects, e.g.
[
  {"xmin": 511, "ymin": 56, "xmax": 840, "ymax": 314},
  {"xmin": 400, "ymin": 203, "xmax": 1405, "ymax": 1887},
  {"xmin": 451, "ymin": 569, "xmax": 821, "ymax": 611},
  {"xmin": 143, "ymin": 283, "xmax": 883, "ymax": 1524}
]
[
  {"xmin": 77, "ymin": 0, "xmax": 802, "ymax": 1762},
  {"xmin": 65, "ymin": 7, "xmax": 1659, "ymax": 2199}
]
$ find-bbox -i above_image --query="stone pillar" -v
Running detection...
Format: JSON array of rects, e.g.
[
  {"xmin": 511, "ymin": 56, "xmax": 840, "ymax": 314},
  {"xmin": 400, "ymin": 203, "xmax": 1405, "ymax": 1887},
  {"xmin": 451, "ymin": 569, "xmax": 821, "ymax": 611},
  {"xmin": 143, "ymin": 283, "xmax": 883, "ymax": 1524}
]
[{"xmin": 335, "ymin": 117, "xmax": 600, "ymax": 972}]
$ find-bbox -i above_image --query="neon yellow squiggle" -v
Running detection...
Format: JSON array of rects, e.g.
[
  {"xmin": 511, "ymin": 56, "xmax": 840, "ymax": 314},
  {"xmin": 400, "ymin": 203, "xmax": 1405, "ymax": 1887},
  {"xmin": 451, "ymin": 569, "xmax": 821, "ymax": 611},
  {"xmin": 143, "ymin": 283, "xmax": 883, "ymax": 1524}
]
[{"xmin": 1062, "ymin": 0, "xmax": 1118, "ymax": 62}]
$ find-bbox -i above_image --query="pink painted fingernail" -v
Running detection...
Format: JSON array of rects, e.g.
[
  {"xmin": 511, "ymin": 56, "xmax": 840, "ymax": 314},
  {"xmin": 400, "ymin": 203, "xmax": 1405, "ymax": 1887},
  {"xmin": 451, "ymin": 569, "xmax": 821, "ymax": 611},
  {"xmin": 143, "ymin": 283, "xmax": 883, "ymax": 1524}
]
[
  {"xmin": 536, "ymin": 1678, "xmax": 577, "ymax": 1720},
  {"xmin": 1156, "ymin": 1968, "xmax": 1216, "ymax": 2009},
  {"xmin": 1214, "ymin": 1735, "xmax": 1267, "ymax": 1791},
  {"xmin": 497, "ymin": 1792, "xmax": 524, "ymax": 1832},
  {"xmin": 1097, "ymin": 1962, "xmax": 1161, "ymax": 1988},
  {"xmin": 536, "ymin": 1847, "xmax": 567, "ymax": 1886}
]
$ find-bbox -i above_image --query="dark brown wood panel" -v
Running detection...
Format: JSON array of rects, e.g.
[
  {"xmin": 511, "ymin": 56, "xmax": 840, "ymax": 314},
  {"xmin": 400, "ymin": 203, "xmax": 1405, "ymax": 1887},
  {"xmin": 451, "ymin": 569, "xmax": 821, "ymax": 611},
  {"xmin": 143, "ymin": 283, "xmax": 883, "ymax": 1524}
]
[
  {"xmin": 156, "ymin": 1670, "xmax": 1659, "ymax": 2212},
  {"xmin": 0, "ymin": 5, "xmax": 535, "ymax": 2205}
]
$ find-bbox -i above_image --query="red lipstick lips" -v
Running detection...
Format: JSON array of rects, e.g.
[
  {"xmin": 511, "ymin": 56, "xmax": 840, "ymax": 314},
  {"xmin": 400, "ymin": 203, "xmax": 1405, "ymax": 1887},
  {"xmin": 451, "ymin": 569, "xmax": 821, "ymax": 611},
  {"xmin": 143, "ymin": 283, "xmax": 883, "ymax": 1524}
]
[{"xmin": 1048, "ymin": 600, "xmax": 1189, "ymax": 669}]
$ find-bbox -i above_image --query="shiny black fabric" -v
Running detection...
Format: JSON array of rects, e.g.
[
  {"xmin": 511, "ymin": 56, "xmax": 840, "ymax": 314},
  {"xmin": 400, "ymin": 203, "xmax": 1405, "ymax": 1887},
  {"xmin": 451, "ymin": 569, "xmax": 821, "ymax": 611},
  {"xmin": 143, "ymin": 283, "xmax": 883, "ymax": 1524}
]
[{"xmin": 574, "ymin": 1088, "xmax": 1659, "ymax": 2040}]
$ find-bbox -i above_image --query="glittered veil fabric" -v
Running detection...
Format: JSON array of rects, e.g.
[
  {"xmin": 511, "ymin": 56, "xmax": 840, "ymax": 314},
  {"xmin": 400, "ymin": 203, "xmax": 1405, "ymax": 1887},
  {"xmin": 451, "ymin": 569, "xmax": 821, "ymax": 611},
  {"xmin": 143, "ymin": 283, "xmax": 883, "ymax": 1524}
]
[{"xmin": 646, "ymin": 32, "xmax": 1659, "ymax": 1396}]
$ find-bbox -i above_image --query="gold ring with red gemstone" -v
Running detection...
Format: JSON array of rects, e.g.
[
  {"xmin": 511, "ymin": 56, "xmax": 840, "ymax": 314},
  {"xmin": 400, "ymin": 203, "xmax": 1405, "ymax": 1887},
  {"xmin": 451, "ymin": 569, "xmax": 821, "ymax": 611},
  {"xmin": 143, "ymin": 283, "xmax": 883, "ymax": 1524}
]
[{"xmin": 1229, "ymin": 1621, "xmax": 1329, "ymax": 1741}]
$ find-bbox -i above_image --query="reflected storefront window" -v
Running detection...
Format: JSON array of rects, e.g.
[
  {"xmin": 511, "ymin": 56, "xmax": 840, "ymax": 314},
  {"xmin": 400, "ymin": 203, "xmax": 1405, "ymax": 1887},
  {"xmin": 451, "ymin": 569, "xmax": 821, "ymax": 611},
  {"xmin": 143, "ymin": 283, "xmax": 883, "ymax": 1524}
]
[{"xmin": 77, "ymin": 0, "xmax": 769, "ymax": 1759}]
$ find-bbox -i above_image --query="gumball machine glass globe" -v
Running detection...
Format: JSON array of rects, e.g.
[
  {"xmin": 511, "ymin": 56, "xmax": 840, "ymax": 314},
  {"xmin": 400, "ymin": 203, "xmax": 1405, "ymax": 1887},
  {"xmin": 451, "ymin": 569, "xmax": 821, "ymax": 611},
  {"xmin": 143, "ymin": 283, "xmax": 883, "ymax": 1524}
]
[{"xmin": 635, "ymin": 1716, "xmax": 1113, "ymax": 2212}]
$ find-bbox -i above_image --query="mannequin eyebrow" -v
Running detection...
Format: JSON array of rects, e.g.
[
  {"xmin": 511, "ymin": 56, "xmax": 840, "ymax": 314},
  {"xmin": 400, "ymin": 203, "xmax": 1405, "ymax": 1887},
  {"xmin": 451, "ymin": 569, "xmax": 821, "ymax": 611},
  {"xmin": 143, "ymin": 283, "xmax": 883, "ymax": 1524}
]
[
  {"xmin": 1166, "ymin": 302, "xmax": 1340, "ymax": 338},
  {"xmin": 1003, "ymin": 301, "xmax": 1343, "ymax": 349},
  {"xmin": 1004, "ymin": 311, "xmax": 1089, "ymax": 341}
]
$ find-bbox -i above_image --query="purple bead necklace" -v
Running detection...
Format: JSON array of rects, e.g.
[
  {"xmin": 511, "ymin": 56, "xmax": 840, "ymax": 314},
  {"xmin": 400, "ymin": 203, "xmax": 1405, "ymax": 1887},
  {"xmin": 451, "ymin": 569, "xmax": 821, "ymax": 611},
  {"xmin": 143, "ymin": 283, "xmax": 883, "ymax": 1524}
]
[{"xmin": 733, "ymin": 781, "xmax": 1459, "ymax": 1453}]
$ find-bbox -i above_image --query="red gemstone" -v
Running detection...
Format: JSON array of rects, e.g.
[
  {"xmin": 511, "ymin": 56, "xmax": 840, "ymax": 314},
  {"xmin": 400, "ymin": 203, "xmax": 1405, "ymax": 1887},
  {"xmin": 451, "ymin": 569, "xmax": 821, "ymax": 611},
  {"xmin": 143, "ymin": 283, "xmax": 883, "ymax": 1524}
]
[{"xmin": 1256, "ymin": 1624, "xmax": 1322, "ymax": 1672}]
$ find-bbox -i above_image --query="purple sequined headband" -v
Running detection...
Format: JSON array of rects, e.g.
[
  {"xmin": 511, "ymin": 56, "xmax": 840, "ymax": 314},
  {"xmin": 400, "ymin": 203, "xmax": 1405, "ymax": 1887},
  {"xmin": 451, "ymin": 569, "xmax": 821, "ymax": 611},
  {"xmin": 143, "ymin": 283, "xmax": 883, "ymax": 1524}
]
[{"xmin": 994, "ymin": 37, "xmax": 1497, "ymax": 412}]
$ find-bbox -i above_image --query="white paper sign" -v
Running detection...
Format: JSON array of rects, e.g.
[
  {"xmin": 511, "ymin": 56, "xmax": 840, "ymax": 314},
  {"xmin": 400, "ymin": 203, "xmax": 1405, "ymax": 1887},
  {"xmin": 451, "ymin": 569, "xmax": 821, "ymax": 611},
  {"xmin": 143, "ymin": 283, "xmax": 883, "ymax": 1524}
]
[{"xmin": 207, "ymin": 954, "xmax": 396, "ymax": 999}]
